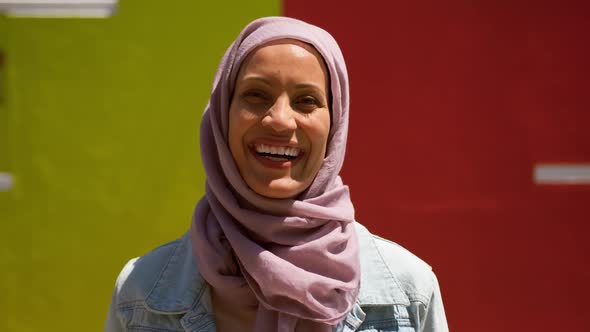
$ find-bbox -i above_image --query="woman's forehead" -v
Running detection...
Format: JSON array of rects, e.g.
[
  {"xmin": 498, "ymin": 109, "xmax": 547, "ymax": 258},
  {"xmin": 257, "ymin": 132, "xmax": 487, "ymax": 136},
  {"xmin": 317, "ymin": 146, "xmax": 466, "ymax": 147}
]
[
  {"xmin": 237, "ymin": 39, "xmax": 328, "ymax": 79},
  {"xmin": 256, "ymin": 38, "xmax": 319, "ymax": 55}
]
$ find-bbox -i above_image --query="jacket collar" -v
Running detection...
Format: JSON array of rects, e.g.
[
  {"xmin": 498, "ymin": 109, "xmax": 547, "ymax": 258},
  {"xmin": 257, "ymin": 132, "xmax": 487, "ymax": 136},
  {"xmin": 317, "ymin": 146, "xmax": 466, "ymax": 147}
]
[{"xmin": 144, "ymin": 222, "xmax": 409, "ymax": 314}]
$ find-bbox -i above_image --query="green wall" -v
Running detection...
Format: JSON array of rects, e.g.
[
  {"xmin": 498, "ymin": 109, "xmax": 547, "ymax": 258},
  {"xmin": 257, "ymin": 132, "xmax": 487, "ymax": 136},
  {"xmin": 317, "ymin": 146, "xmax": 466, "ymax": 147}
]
[{"xmin": 0, "ymin": 1, "xmax": 280, "ymax": 330}]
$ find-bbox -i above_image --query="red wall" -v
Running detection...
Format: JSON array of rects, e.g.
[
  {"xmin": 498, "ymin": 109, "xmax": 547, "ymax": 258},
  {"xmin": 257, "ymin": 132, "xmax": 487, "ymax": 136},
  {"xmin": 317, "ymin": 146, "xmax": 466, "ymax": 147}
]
[{"xmin": 285, "ymin": 1, "xmax": 590, "ymax": 330}]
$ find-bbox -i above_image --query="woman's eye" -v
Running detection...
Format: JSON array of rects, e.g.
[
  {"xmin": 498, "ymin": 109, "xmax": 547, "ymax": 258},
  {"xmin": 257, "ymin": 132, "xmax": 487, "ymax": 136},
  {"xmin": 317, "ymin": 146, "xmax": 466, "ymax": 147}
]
[
  {"xmin": 243, "ymin": 90, "xmax": 269, "ymax": 103},
  {"xmin": 295, "ymin": 96, "xmax": 320, "ymax": 109}
]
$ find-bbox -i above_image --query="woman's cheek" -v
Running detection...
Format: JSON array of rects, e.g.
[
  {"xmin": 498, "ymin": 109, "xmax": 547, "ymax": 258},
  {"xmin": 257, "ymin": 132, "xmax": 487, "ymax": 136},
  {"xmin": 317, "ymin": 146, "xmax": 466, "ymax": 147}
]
[{"xmin": 302, "ymin": 112, "xmax": 331, "ymax": 142}]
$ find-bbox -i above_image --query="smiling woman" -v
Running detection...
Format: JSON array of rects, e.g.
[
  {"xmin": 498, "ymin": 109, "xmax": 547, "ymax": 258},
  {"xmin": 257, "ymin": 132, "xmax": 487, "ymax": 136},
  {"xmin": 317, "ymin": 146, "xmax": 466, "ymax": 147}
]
[
  {"xmin": 105, "ymin": 17, "xmax": 449, "ymax": 332},
  {"xmin": 229, "ymin": 39, "xmax": 331, "ymax": 199}
]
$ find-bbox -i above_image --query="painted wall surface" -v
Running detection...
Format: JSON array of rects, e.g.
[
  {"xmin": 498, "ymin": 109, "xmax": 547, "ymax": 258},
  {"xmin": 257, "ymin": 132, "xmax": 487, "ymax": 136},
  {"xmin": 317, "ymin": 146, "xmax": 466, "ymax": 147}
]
[
  {"xmin": 286, "ymin": 0, "xmax": 590, "ymax": 331},
  {"xmin": 3, "ymin": 1, "xmax": 589, "ymax": 331},
  {"xmin": 0, "ymin": 1, "xmax": 279, "ymax": 331},
  {"xmin": 0, "ymin": 17, "xmax": 8, "ymax": 171}
]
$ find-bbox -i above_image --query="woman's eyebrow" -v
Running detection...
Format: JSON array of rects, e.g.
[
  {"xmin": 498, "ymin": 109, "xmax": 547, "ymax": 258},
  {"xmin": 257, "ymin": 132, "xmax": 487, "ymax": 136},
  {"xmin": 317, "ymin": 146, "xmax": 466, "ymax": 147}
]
[
  {"xmin": 241, "ymin": 75, "xmax": 274, "ymax": 86},
  {"xmin": 294, "ymin": 83, "xmax": 323, "ymax": 90},
  {"xmin": 294, "ymin": 83, "xmax": 327, "ymax": 98},
  {"xmin": 240, "ymin": 77, "xmax": 326, "ymax": 96}
]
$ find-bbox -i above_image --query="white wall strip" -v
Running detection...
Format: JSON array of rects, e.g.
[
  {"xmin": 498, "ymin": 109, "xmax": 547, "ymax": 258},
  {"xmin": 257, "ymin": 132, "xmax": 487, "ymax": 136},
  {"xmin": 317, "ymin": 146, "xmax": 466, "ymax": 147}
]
[
  {"xmin": 534, "ymin": 164, "xmax": 590, "ymax": 185},
  {"xmin": 0, "ymin": 172, "xmax": 13, "ymax": 192},
  {"xmin": 0, "ymin": 0, "xmax": 117, "ymax": 18}
]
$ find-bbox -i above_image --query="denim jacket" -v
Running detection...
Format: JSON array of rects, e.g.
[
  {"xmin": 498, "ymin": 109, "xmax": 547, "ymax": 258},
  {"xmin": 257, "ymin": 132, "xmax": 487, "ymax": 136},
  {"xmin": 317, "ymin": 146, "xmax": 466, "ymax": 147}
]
[{"xmin": 105, "ymin": 222, "xmax": 449, "ymax": 332}]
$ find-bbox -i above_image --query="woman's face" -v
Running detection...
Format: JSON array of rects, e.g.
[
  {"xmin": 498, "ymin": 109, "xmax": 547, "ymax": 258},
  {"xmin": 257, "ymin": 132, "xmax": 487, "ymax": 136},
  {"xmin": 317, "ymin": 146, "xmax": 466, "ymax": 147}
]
[{"xmin": 228, "ymin": 39, "xmax": 331, "ymax": 199}]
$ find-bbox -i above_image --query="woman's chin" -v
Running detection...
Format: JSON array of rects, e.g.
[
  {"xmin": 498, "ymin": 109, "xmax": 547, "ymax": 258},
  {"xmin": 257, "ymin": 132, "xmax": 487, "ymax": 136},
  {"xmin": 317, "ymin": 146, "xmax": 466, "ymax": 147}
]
[{"xmin": 250, "ymin": 178, "xmax": 307, "ymax": 199}]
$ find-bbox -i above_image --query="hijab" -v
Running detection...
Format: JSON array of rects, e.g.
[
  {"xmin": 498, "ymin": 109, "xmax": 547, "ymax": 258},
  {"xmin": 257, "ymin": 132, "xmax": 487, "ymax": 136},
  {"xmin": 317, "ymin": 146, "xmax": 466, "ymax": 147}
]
[{"xmin": 190, "ymin": 16, "xmax": 360, "ymax": 332}]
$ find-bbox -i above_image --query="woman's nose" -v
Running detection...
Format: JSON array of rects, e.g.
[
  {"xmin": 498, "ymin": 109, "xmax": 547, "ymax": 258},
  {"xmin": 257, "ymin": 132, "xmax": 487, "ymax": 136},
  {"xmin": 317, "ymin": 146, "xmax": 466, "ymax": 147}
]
[{"xmin": 261, "ymin": 96, "xmax": 297, "ymax": 132}]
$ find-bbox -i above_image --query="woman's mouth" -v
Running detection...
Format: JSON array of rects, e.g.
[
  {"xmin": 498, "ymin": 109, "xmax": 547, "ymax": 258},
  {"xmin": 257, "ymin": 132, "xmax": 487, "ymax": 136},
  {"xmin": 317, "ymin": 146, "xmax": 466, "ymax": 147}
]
[{"xmin": 249, "ymin": 143, "xmax": 304, "ymax": 168}]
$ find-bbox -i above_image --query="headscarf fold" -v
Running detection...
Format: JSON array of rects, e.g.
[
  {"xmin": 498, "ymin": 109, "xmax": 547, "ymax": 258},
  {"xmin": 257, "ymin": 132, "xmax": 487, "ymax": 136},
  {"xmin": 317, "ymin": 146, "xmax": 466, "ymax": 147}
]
[{"xmin": 190, "ymin": 16, "xmax": 360, "ymax": 332}]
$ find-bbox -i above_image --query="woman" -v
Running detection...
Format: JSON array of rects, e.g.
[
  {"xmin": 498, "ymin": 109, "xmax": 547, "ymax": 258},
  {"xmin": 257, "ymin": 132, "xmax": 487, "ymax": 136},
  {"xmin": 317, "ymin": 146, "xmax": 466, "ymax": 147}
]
[{"xmin": 105, "ymin": 17, "xmax": 448, "ymax": 332}]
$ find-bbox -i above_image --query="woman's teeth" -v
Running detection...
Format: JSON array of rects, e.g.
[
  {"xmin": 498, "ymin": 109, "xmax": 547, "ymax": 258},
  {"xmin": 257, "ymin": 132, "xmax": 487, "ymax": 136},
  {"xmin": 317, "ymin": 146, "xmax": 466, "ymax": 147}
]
[{"xmin": 254, "ymin": 144, "xmax": 300, "ymax": 160}]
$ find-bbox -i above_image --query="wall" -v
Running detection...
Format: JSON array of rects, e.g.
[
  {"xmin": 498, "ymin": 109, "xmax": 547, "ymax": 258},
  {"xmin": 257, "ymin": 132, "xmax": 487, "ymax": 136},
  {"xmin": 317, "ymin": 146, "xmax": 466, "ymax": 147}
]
[
  {"xmin": 285, "ymin": 0, "xmax": 590, "ymax": 331},
  {"xmin": 0, "ymin": 1, "xmax": 280, "ymax": 331},
  {"xmin": 3, "ymin": 1, "xmax": 589, "ymax": 331}
]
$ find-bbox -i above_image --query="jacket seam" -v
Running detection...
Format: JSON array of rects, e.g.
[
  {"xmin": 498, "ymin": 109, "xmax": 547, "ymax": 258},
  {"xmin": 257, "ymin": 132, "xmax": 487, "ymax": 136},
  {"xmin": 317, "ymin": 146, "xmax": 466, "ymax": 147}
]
[
  {"xmin": 118, "ymin": 299, "xmax": 147, "ymax": 310},
  {"xmin": 144, "ymin": 239, "xmax": 184, "ymax": 311},
  {"xmin": 407, "ymin": 292, "xmax": 430, "ymax": 307},
  {"xmin": 369, "ymin": 234, "xmax": 411, "ymax": 306},
  {"xmin": 371, "ymin": 235, "xmax": 433, "ymax": 270},
  {"xmin": 407, "ymin": 270, "xmax": 436, "ymax": 307}
]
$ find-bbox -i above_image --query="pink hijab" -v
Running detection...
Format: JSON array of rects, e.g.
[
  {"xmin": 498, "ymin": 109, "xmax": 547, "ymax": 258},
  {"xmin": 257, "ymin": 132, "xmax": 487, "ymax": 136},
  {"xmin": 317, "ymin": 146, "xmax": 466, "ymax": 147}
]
[{"xmin": 190, "ymin": 16, "xmax": 360, "ymax": 331}]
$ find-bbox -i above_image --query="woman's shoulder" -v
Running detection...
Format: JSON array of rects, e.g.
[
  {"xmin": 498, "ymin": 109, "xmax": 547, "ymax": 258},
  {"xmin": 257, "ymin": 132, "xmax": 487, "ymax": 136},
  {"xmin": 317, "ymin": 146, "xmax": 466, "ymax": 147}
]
[
  {"xmin": 354, "ymin": 222, "xmax": 438, "ymax": 306},
  {"xmin": 105, "ymin": 234, "xmax": 211, "ymax": 331},
  {"xmin": 110, "ymin": 235, "xmax": 190, "ymax": 308}
]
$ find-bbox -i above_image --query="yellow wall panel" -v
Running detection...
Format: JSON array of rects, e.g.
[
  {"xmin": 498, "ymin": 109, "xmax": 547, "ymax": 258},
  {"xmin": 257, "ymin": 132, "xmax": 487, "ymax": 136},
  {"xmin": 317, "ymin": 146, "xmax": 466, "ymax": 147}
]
[{"xmin": 0, "ymin": 1, "xmax": 280, "ymax": 330}]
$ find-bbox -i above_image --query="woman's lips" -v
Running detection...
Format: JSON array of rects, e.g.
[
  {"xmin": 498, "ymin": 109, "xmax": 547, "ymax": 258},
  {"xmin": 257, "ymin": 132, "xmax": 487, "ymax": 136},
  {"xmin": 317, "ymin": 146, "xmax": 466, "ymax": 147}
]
[{"xmin": 248, "ymin": 140, "xmax": 304, "ymax": 169}]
